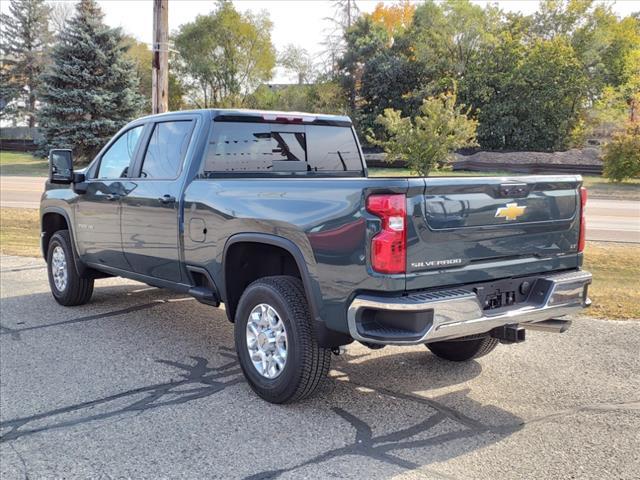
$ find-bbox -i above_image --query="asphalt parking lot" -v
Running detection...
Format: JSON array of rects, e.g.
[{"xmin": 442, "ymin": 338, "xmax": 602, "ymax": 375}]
[{"xmin": 1, "ymin": 255, "xmax": 639, "ymax": 479}]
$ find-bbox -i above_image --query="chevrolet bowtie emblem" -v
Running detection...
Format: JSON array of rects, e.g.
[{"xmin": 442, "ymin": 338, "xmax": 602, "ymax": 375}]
[{"xmin": 495, "ymin": 203, "xmax": 526, "ymax": 221}]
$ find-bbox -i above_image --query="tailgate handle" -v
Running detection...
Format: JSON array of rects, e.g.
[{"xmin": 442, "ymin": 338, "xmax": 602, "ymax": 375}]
[{"xmin": 498, "ymin": 183, "xmax": 528, "ymax": 198}]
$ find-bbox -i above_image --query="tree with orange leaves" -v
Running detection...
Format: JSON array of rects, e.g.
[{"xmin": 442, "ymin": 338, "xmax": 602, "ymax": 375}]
[{"xmin": 370, "ymin": 1, "xmax": 415, "ymax": 41}]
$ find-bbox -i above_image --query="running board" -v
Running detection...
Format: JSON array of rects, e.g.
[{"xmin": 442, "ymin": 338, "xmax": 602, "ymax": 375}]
[
  {"xmin": 188, "ymin": 286, "xmax": 220, "ymax": 307},
  {"xmin": 186, "ymin": 266, "xmax": 220, "ymax": 307}
]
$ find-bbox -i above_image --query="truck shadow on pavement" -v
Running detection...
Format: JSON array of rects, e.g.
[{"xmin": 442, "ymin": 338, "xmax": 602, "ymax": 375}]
[
  {"xmin": 0, "ymin": 284, "xmax": 524, "ymax": 478},
  {"xmin": 0, "ymin": 352, "xmax": 243, "ymax": 443},
  {"xmin": 0, "ymin": 283, "xmax": 190, "ymax": 341}
]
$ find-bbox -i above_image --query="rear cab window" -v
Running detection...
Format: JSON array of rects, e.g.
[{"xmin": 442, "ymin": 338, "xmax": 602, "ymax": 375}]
[
  {"xmin": 139, "ymin": 120, "xmax": 194, "ymax": 179},
  {"xmin": 202, "ymin": 118, "xmax": 364, "ymax": 177}
]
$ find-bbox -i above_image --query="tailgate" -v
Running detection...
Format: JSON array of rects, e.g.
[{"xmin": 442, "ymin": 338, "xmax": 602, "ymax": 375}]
[{"xmin": 405, "ymin": 176, "xmax": 583, "ymax": 290}]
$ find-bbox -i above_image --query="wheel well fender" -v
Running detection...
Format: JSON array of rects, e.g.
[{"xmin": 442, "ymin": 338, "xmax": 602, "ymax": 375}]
[
  {"xmin": 41, "ymin": 208, "xmax": 91, "ymax": 277},
  {"xmin": 41, "ymin": 209, "xmax": 72, "ymax": 259},
  {"xmin": 222, "ymin": 233, "xmax": 322, "ymax": 324},
  {"xmin": 222, "ymin": 233, "xmax": 352, "ymax": 348}
]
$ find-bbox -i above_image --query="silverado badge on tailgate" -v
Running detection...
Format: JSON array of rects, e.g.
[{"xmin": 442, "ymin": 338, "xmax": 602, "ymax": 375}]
[{"xmin": 495, "ymin": 202, "xmax": 526, "ymax": 221}]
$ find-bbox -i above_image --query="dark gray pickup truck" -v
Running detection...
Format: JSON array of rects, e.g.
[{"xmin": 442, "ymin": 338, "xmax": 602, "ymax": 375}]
[{"xmin": 41, "ymin": 109, "xmax": 592, "ymax": 403}]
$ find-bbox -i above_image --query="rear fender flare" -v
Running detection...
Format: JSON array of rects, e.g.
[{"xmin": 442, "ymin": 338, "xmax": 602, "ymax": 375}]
[{"xmin": 222, "ymin": 233, "xmax": 323, "ymax": 323}]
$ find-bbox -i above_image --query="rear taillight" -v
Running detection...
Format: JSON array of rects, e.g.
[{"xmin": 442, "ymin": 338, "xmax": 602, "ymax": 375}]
[
  {"xmin": 366, "ymin": 194, "xmax": 406, "ymax": 274},
  {"xmin": 578, "ymin": 186, "xmax": 587, "ymax": 252}
]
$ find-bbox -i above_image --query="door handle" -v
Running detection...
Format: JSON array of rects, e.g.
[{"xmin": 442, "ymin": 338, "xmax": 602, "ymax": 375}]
[
  {"xmin": 158, "ymin": 194, "xmax": 176, "ymax": 204},
  {"xmin": 106, "ymin": 193, "xmax": 120, "ymax": 201}
]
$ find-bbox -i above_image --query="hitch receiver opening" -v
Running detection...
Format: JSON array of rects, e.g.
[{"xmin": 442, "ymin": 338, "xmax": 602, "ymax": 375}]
[{"xmin": 491, "ymin": 324, "xmax": 525, "ymax": 344}]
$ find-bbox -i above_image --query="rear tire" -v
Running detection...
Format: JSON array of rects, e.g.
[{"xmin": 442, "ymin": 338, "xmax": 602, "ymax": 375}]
[
  {"xmin": 426, "ymin": 336, "xmax": 498, "ymax": 362},
  {"xmin": 234, "ymin": 276, "xmax": 331, "ymax": 404},
  {"xmin": 46, "ymin": 230, "xmax": 94, "ymax": 306}
]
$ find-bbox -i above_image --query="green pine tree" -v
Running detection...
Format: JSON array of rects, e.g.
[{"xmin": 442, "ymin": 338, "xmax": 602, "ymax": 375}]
[
  {"xmin": 37, "ymin": 0, "xmax": 143, "ymax": 162},
  {"xmin": 0, "ymin": 0, "xmax": 51, "ymax": 127}
]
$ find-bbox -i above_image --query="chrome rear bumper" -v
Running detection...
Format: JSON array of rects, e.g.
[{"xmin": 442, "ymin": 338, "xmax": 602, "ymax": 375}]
[{"xmin": 347, "ymin": 270, "xmax": 592, "ymax": 345}]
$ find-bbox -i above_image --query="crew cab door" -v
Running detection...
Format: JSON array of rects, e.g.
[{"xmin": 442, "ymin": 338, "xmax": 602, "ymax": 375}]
[
  {"xmin": 120, "ymin": 118, "xmax": 196, "ymax": 282},
  {"xmin": 74, "ymin": 125, "xmax": 145, "ymax": 270}
]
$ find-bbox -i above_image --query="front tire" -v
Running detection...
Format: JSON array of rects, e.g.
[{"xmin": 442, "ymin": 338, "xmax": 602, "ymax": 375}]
[
  {"xmin": 426, "ymin": 336, "xmax": 499, "ymax": 362},
  {"xmin": 234, "ymin": 276, "xmax": 331, "ymax": 404},
  {"xmin": 46, "ymin": 230, "xmax": 94, "ymax": 306}
]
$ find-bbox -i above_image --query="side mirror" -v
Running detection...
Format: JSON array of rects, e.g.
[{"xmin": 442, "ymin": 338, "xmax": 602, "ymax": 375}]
[{"xmin": 49, "ymin": 149, "xmax": 74, "ymax": 184}]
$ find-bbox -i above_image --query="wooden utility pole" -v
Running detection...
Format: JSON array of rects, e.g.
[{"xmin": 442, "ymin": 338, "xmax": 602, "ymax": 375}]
[{"xmin": 152, "ymin": 0, "xmax": 169, "ymax": 114}]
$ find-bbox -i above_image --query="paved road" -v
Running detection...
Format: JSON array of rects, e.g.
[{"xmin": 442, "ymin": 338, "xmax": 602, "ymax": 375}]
[
  {"xmin": 1, "ymin": 175, "xmax": 638, "ymax": 243},
  {"xmin": 1, "ymin": 255, "xmax": 639, "ymax": 479},
  {"xmin": 0, "ymin": 176, "xmax": 46, "ymax": 209},
  {"xmin": 585, "ymin": 198, "xmax": 640, "ymax": 242}
]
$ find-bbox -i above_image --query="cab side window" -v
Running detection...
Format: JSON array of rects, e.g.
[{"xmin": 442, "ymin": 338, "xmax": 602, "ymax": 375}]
[
  {"xmin": 97, "ymin": 126, "xmax": 144, "ymax": 179},
  {"xmin": 139, "ymin": 121, "xmax": 193, "ymax": 179}
]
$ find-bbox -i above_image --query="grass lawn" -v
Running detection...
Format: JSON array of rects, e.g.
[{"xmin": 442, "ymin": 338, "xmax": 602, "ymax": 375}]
[
  {"xmin": 581, "ymin": 175, "xmax": 640, "ymax": 200},
  {"xmin": 583, "ymin": 242, "xmax": 640, "ymax": 320},
  {"xmin": 0, "ymin": 208, "xmax": 41, "ymax": 257},
  {"xmin": 369, "ymin": 168, "xmax": 640, "ymax": 200},
  {"xmin": 0, "ymin": 150, "xmax": 48, "ymax": 176},
  {"xmin": 1, "ymin": 207, "xmax": 637, "ymax": 319}
]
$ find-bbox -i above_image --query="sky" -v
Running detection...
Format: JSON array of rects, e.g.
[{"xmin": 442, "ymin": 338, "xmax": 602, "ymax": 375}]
[{"xmin": 3, "ymin": 0, "xmax": 639, "ymax": 82}]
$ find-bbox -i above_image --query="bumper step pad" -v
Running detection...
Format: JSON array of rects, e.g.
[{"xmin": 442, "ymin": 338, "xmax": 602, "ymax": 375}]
[{"xmin": 348, "ymin": 270, "xmax": 592, "ymax": 345}]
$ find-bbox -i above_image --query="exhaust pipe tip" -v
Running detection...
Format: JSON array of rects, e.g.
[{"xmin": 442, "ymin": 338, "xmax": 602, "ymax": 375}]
[{"xmin": 524, "ymin": 319, "xmax": 572, "ymax": 333}]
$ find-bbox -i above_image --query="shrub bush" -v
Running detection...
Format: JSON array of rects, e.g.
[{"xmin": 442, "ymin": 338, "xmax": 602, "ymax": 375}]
[
  {"xmin": 603, "ymin": 123, "xmax": 640, "ymax": 182},
  {"xmin": 368, "ymin": 91, "xmax": 477, "ymax": 176}
]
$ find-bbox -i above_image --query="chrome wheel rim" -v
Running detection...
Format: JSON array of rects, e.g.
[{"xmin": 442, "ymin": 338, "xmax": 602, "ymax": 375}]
[
  {"xmin": 51, "ymin": 246, "xmax": 68, "ymax": 292},
  {"xmin": 246, "ymin": 303, "xmax": 288, "ymax": 379}
]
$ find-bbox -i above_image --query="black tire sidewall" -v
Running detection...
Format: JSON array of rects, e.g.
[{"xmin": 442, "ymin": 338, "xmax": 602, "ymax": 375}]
[
  {"xmin": 234, "ymin": 282, "xmax": 306, "ymax": 403},
  {"xmin": 46, "ymin": 230, "xmax": 94, "ymax": 307},
  {"xmin": 427, "ymin": 337, "xmax": 498, "ymax": 362},
  {"xmin": 47, "ymin": 233, "xmax": 70, "ymax": 298}
]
